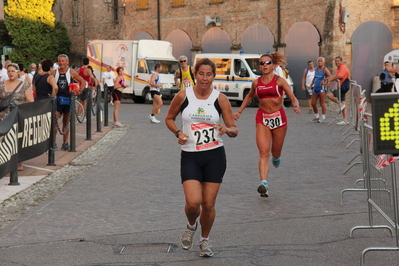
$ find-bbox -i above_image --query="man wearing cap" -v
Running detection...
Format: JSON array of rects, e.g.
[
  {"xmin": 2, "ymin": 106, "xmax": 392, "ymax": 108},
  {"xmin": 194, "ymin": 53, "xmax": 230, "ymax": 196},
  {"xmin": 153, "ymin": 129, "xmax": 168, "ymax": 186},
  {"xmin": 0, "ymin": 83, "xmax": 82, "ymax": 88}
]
[{"xmin": 379, "ymin": 61, "xmax": 394, "ymax": 93}]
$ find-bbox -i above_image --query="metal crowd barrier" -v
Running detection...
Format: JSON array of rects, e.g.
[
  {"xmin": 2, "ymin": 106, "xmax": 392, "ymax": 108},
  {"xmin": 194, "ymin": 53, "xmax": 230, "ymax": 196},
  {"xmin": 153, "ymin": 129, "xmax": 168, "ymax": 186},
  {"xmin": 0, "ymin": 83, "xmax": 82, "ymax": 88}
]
[{"xmin": 351, "ymin": 112, "xmax": 398, "ymax": 266}]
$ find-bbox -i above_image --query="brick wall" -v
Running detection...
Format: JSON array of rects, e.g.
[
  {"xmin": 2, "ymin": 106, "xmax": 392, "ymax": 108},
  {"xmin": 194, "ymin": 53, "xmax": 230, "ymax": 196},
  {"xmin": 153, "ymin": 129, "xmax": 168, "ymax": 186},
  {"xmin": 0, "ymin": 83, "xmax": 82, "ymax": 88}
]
[{"xmin": 53, "ymin": 0, "xmax": 395, "ymax": 69}]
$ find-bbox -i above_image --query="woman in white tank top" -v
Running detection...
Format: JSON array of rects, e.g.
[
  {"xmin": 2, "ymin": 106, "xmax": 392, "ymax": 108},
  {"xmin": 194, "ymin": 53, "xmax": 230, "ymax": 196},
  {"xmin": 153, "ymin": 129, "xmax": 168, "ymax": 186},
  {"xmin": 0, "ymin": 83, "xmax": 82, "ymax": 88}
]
[{"xmin": 165, "ymin": 58, "xmax": 238, "ymax": 257}]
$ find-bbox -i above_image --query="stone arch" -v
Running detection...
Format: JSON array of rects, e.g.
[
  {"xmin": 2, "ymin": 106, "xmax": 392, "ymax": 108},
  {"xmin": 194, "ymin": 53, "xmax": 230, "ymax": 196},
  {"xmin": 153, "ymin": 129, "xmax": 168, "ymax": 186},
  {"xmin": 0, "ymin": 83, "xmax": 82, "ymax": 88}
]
[
  {"xmin": 351, "ymin": 21, "xmax": 392, "ymax": 97},
  {"xmin": 165, "ymin": 30, "xmax": 193, "ymax": 65},
  {"xmin": 285, "ymin": 22, "xmax": 321, "ymax": 99},
  {"xmin": 133, "ymin": 31, "xmax": 154, "ymax": 40},
  {"xmin": 241, "ymin": 23, "xmax": 274, "ymax": 54},
  {"xmin": 201, "ymin": 27, "xmax": 232, "ymax": 53}
]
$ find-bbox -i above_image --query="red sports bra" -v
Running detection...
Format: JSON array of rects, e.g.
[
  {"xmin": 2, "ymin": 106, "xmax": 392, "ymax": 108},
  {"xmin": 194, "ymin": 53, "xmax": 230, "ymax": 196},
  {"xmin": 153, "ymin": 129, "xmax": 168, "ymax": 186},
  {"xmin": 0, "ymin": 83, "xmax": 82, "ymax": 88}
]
[{"xmin": 256, "ymin": 75, "xmax": 283, "ymax": 99}]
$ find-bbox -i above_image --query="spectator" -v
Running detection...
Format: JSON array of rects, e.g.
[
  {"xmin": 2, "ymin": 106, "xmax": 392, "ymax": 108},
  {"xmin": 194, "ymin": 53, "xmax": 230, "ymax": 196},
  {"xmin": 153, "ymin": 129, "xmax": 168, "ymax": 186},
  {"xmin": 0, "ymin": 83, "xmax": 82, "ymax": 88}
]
[
  {"xmin": 18, "ymin": 63, "xmax": 31, "ymax": 86},
  {"xmin": 53, "ymin": 54, "xmax": 86, "ymax": 150},
  {"xmin": 27, "ymin": 63, "xmax": 37, "ymax": 85},
  {"xmin": 78, "ymin": 58, "xmax": 96, "ymax": 119},
  {"xmin": 112, "ymin": 66, "xmax": 129, "ymax": 127},
  {"xmin": 326, "ymin": 56, "xmax": 351, "ymax": 125},
  {"xmin": 378, "ymin": 61, "xmax": 394, "ymax": 93},
  {"xmin": 301, "ymin": 61, "xmax": 315, "ymax": 114},
  {"xmin": 0, "ymin": 63, "xmax": 34, "ymax": 171},
  {"xmin": 33, "ymin": 59, "xmax": 58, "ymax": 101},
  {"xmin": 2, "ymin": 60, "xmax": 11, "ymax": 81},
  {"xmin": 102, "ymin": 65, "xmax": 116, "ymax": 104}
]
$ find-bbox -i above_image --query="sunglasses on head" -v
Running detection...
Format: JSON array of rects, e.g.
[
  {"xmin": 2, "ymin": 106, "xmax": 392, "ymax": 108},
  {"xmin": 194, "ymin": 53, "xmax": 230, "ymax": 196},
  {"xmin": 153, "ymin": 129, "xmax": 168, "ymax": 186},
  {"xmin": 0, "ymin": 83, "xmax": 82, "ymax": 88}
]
[
  {"xmin": 259, "ymin": 61, "xmax": 272, "ymax": 66},
  {"xmin": 180, "ymin": 60, "xmax": 186, "ymax": 63}
]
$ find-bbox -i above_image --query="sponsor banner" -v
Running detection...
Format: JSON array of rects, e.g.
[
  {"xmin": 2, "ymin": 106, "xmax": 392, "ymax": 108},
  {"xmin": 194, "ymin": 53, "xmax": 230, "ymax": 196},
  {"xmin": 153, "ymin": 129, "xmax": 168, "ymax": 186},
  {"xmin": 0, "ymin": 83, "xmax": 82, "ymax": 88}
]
[
  {"xmin": 0, "ymin": 107, "xmax": 19, "ymax": 177},
  {"xmin": 0, "ymin": 99, "xmax": 52, "ymax": 179},
  {"xmin": 17, "ymin": 99, "xmax": 52, "ymax": 162}
]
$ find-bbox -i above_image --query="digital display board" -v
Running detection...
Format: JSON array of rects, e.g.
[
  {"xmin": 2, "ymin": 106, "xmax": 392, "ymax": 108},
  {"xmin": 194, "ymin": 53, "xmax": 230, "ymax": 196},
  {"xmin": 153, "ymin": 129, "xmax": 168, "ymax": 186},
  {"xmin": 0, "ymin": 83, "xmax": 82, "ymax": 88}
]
[{"xmin": 371, "ymin": 92, "xmax": 399, "ymax": 155}]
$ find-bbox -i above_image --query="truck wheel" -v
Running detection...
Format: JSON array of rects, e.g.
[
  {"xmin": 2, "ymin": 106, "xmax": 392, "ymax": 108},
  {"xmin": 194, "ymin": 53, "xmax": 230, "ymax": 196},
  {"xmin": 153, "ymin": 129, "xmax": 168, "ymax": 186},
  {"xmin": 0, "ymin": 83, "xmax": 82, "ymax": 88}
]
[{"xmin": 132, "ymin": 97, "xmax": 145, "ymax": 103}]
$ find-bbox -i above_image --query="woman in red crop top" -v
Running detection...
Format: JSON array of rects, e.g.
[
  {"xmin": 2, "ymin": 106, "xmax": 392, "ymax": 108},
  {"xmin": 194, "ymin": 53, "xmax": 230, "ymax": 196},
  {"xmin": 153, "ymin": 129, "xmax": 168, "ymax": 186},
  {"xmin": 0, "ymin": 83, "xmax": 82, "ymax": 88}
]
[{"xmin": 233, "ymin": 52, "xmax": 300, "ymax": 198}]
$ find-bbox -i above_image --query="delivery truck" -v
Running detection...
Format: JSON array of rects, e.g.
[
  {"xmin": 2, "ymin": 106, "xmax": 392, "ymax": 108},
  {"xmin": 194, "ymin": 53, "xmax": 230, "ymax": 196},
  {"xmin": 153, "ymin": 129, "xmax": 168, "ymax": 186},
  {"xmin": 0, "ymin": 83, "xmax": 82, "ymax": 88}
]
[{"xmin": 87, "ymin": 39, "xmax": 179, "ymax": 103}]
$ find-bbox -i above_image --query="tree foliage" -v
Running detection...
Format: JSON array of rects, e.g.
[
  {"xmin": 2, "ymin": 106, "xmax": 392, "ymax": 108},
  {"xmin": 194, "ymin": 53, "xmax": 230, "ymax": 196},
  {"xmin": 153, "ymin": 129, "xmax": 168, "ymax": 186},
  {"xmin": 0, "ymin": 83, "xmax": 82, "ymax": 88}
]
[{"xmin": 3, "ymin": 0, "xmax": 71, "ymax": 67}]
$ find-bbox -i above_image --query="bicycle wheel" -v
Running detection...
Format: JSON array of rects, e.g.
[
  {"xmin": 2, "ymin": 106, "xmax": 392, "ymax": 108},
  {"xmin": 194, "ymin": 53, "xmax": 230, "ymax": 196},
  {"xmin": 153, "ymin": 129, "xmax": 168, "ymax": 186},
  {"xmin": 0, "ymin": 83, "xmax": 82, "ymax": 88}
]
[{"xmin": 75, "ymin": 100, "xmax": 86, "ymax": 123}]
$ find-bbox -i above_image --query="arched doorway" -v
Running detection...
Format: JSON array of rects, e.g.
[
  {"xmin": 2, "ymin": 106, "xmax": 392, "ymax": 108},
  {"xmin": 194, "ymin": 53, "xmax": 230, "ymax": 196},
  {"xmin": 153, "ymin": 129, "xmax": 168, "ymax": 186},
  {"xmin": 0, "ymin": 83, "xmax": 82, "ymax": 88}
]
[
  {"xmin": 351, "ymin": 21, "xmax": 392, "ymax": 97},
  {"xmin": 133, "ymin": 31, "xmax": 154, "ymax": 40},
  {"xmin": 241, "ymin": 23, "xmax": 274, "ymax": 54},
  {"xmin": 285, "ymin": 22, "xmax": 320, "ymax": 99},
  {"xmin": 202, "ymin": 27, "xmax": 232, "ymax": 53},
  {"xmin": 165, "ymin": 30, "xmax": 193, "ymax": 64}
]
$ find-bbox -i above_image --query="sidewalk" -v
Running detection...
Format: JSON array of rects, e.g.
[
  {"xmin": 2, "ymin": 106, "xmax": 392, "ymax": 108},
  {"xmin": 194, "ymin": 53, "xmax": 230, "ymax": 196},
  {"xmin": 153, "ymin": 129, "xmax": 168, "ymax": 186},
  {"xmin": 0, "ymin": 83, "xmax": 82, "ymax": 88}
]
[{"xmin": 0, "ymin": 118, "xmax": 113, "ymax": 203}]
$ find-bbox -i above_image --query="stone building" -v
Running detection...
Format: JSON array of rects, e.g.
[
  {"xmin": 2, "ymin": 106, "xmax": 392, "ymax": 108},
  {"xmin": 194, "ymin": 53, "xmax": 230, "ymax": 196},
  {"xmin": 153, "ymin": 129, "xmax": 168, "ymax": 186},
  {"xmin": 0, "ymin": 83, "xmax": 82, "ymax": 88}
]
[{"xmin": 52, "ymin": 0, "xmax": 398, "ymax": 97}]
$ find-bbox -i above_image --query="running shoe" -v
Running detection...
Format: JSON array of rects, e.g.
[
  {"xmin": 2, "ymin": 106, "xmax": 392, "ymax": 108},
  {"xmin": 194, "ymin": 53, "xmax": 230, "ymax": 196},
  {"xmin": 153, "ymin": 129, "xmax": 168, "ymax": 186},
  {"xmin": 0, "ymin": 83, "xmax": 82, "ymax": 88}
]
[
  {"xmin": 114, "ymin": 121, "xmax": 124, "ymax": 128},
  {"xmin": 257, "ymin": 180, "xmax": 269, "ymax": 197},
  {"xmin": 199, "ymin": 240, "xmax": 214, "ymax": 257},
  {"xmin": 148, "ymin": 115, "xmax": 160, "ymax": 123},
  {"xmin": 61, "ymin": 142, "xmax": 70, "ymax": 151},
  {"xmin": 272, "ymin": 157, "xmax": 281, "ymax": 168},
  {"xmin": 318, "ymin": 117, "xmax": 326, "ymax": 123},
  {"xmin": 336, "ymin": 120, "xmax": 349, "ymax": 126},
  {"xmin": 309, "ymin": 117, "xmax": 319, "ymax": 123},
  {"xmin": 180, "ymin": 222, "xmax": 197, "ymax": 250}
]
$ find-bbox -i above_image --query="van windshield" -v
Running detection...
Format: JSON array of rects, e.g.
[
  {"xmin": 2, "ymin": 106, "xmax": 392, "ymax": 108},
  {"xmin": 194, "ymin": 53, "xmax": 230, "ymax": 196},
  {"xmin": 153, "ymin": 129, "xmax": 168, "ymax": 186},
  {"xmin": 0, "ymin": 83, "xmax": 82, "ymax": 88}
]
[
  {"xmin": 245, "ymin": 58, "xmax": 262, "ymax": 76},
  {"xmin": 147, "ymin": 60, "xmax": 179, "ymax": 75}
]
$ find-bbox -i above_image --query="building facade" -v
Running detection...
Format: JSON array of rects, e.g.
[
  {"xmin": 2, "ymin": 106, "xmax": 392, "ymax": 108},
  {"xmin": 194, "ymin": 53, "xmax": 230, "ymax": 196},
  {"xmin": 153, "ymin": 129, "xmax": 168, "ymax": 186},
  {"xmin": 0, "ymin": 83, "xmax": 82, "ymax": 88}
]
[{"xmin": 52, "ymin": 0, "xmax": 398, "ymax": 97}]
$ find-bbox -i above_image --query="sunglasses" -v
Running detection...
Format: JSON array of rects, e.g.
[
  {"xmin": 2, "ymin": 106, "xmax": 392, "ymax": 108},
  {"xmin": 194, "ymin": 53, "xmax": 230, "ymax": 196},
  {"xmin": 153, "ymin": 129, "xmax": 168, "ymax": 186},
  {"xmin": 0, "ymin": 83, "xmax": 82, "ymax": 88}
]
[
  {"xmin": 259, "ymin": 61, "xmax": 272, "ymax": 66},
  {"xmin": 180, "ymin": 60, "xmax": 187, "ymax": 63}
]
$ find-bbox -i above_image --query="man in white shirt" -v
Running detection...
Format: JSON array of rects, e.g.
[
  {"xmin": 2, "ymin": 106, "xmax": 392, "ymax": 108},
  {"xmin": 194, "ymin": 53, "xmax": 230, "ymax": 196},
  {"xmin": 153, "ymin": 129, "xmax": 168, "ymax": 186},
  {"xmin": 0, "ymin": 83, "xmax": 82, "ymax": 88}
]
[
  {"xmin": 27, "ymin": 63, "xmax": 37, "ymax": 84},
  {"xmin": 102, "ymin": 65, "xmax": 116, "ymax": 104},
  {"xmin": 2, "ymin": 60, "xmax": 11, "ymax": 81}
]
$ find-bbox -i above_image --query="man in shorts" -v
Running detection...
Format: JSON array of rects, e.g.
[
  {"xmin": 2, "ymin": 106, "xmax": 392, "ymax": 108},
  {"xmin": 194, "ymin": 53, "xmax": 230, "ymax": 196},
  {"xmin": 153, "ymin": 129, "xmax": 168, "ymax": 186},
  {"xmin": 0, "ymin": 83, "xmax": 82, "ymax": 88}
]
[{"xmin": 326, "ymin": 56, "xmax": 350, "ymax": 125}]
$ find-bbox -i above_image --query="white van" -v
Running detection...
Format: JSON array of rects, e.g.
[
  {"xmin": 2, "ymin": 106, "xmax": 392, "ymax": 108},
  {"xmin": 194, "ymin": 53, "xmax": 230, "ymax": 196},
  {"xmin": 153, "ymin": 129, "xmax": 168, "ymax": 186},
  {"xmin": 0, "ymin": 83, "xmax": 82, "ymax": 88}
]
[
  {"xmin": 194, "ymin": 53, "xmax": 294, "ymax": 106},
  {"xmin": 87, "ymin": 40, "xmax": 179, "ymax": 103}
]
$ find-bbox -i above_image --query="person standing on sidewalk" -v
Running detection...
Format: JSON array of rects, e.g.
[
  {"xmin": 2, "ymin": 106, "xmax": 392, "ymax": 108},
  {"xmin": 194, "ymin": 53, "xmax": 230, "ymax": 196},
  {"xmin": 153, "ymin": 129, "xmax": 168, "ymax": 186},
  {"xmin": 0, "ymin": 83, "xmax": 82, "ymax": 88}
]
[
  {"xmin": 53, "ymin": 54, "xmax": 86, "ymax": 150},
  {"xmin": 102, "ymin": 65, "xmax": 115, "ymax": 105},
  {"xmin": 165, "ymin": 58, "xmax": 238, "ymax": 257},
  {"xmin": 326, "ymin": 56, "xmax": 350, "ymax": 125},
  {"xmin": 309, "ymin": 57, "xmax": 331, "ymax": 123},
  {"xmin": 112, "ymin": 66, "xmax": 129, "ymax": 128},
  {"xmin": 33, "ymin": 59, "xmax": 58, "ymax": 101},
  {"xmin": 233, "ymin": 52, "xmax": 300, "ymax": 197},
  {"xmin": 78, "ymin": 58, "xmax": 96, "ymax": 120},
  {"xmin": 148, "ymin": 62, "xmax": 163, "ymax": 123},
  {"xmin": 174, "ymin": 55, "xmax": 195, "ymax": 90},
  {"xmin": 301, "ymin": 60, "xmax": 315, "ymax": 114}
]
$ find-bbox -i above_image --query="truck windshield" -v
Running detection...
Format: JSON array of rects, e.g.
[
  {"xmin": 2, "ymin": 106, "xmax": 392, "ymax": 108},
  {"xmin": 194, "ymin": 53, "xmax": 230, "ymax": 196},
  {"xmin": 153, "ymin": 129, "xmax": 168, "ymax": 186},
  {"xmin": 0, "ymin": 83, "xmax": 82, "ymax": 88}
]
[
  {"xmin": 147, "ymin": 60, "xmax": 179, "ymax": 75},
  {"xmin": 245, "ymin": 58, "xmax": 262, "ymax": 76}
]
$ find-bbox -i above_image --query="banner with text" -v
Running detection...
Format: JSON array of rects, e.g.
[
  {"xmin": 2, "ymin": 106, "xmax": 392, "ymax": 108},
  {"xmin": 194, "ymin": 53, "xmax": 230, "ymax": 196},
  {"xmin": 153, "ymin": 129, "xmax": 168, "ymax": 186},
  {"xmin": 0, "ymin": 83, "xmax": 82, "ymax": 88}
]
[{"xmin": 0, "ymin": 99, "xmax": 52, "ymax": 179}]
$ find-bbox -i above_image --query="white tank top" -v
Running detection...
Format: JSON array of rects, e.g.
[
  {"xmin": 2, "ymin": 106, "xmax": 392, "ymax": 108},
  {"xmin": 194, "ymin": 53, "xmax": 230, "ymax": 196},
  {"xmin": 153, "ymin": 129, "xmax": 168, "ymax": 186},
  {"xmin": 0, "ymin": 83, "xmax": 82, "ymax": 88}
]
[
  {"xmin": 305, "ymin": 69, "xmax": 315, "ymax": 87},
  {"xmin": 181, "ymin": 87, "xmax": 223, "ymax": 152}
]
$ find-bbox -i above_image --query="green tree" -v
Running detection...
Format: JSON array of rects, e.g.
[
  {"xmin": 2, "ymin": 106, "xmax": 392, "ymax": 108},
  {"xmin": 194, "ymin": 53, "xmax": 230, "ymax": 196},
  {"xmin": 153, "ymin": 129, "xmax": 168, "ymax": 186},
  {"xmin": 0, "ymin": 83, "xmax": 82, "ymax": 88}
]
[{"xmin": 3, "ymin": 0, "xmax": 71, "ymax": 67}]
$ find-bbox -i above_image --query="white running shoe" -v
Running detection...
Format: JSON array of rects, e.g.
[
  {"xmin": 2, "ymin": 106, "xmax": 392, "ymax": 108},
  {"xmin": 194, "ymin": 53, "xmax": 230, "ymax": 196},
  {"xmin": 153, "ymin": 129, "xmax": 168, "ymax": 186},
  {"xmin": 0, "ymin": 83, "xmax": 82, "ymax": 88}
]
[
  {"xmin": 180, "ymin": 223, "xmax": 197, "ymax": 250},
  {"xmin": 199, "ymin": 240, "xmax": 214, "ymax": 257},
  {"xmin": 149, "ymin": 115, "xmax": 160, "ymax": 123},
  {"xmin": 318, "ymin": 117, "xmax": 326, "ymax": 123},
  {"xmin": 336, "ymin": 120, "xmax": 348, "ymax": 126},
  {"xmin": 114, "ymin": 121, "xmax": 124, "ymax": 128},
  {"xmin": 309, "ymin": 117, "xmax": 319, "ymax": 123}
]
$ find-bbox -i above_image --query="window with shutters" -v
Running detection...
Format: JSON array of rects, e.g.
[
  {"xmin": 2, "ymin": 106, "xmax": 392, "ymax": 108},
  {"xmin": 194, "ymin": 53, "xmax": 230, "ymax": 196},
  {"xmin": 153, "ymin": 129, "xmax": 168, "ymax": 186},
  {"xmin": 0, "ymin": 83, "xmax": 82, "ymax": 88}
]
[{"xmin": 137, "ymin": 0, "xmax": 149, "ymax": 9}]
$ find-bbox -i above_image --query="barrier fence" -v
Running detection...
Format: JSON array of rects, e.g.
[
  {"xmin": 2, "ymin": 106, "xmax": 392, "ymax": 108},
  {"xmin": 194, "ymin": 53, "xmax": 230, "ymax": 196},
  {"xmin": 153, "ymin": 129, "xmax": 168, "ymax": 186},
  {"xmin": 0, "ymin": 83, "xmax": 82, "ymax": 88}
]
[
  {"xmin": 335, "ymin": 80, "xmax": 399, "ymax": 265},
  {"xmin": 0, "ymin": 85, "xmax": 109, "ymax": 185}
]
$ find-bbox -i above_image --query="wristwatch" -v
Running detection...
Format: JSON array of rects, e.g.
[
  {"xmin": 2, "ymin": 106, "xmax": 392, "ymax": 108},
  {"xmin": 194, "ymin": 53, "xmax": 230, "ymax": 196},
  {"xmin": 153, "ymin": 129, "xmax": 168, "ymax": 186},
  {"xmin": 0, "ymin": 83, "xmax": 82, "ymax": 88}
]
[{"xmin": 175, "ymin": 130, "xmax": 181, "ymax": 138}]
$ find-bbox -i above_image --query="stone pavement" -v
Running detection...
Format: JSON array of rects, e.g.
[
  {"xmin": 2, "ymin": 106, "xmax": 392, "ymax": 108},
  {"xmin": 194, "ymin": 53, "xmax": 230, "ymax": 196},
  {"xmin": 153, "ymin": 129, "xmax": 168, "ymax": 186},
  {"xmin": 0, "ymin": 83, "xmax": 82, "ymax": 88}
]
[{"xmin": 0, "ymin": 100, "xmax": 398, "ymax": 266}]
